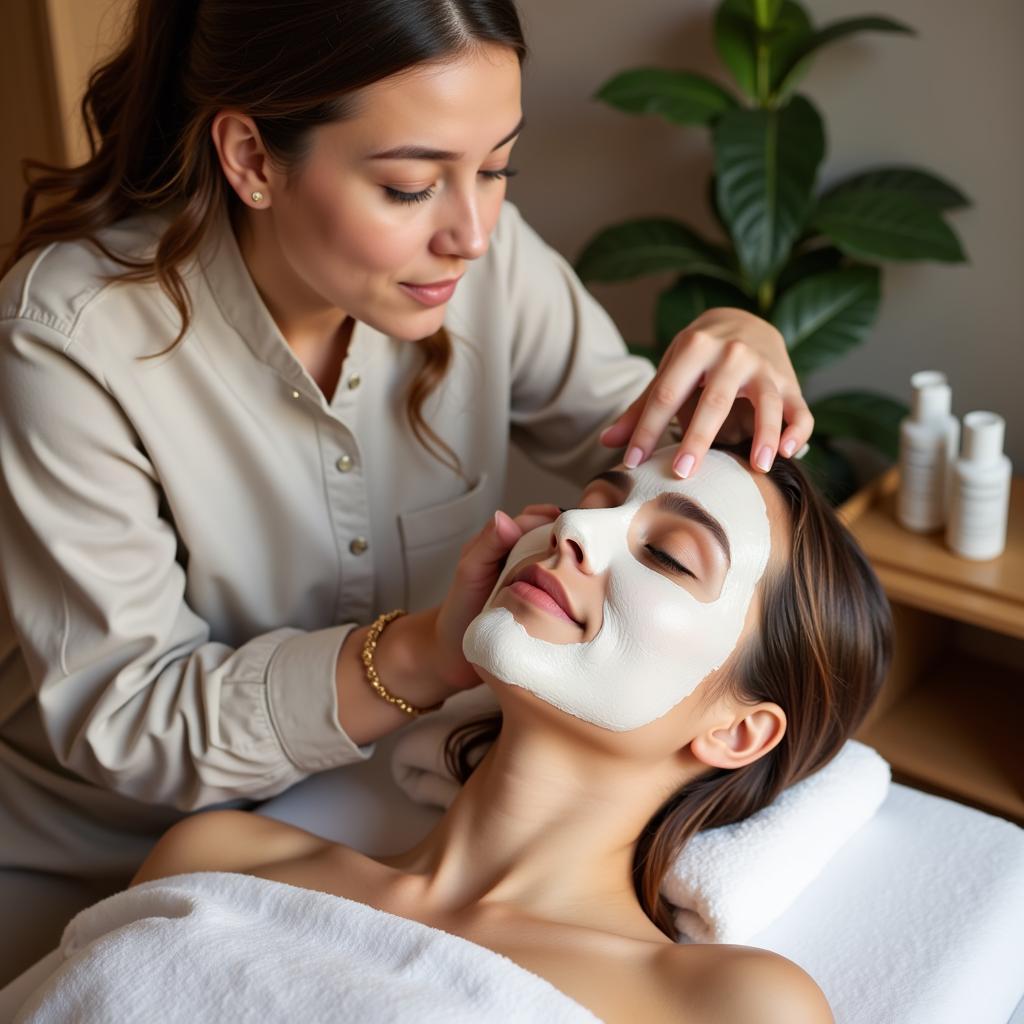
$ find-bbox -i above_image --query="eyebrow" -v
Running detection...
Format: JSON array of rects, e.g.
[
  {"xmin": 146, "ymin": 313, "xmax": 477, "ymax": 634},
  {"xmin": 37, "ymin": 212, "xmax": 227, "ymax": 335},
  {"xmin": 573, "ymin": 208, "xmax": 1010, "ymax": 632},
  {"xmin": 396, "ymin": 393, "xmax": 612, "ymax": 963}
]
[
  {"xmin": 656, "ymin": 493, "xmax": 732, "ymax": 569},
  {"xmin": 584, "ymin": 470, "xmax": 732, "ymax": 567},
  {"xmin": 367, "ymin": 115, "xmax": 525, "ymax": 162}
]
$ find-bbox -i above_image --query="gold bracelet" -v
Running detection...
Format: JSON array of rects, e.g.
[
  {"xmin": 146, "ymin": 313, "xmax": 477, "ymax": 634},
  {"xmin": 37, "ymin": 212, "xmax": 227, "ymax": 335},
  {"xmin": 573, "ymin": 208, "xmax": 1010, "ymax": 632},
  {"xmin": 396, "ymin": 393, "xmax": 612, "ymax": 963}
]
[{"xmin": 360, "ymin": 609, "xmax": 443, "ymax": 718}]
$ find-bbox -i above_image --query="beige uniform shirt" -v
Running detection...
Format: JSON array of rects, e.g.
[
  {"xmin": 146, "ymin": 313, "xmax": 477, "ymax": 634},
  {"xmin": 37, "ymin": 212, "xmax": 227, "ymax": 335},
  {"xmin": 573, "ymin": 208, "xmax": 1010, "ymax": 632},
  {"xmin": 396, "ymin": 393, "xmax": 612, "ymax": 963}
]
[{"xmin": 0, "ymin": 201, "xmax": 655, "ymax": 878}]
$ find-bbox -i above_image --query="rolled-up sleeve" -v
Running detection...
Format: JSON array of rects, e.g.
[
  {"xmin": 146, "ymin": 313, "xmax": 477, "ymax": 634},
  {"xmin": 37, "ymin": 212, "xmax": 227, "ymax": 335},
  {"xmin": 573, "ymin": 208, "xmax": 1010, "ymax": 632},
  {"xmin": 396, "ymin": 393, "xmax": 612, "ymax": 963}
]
[
  {"xmin": 0, "ymin": 316, "xmax": 371, "ymax": 812},
  {"xmin": 496, "ymin": 203, "xmax": 657, "ymax": 486}
]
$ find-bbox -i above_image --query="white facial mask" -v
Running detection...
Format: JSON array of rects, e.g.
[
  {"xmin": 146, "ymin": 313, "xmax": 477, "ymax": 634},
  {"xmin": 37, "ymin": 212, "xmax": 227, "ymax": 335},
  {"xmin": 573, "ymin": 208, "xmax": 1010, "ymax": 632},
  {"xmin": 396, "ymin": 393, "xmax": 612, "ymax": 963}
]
[{"xmin": 462, "ymin": 448, "xmax": 771, "ymax": 731}]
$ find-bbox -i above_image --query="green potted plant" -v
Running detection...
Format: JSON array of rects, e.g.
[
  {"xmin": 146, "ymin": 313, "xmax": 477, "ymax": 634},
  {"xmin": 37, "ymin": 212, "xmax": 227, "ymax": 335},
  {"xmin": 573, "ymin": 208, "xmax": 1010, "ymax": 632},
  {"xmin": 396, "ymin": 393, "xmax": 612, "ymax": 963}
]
[{"xmin": 575, "ymin": 0, "xmax": 970, "ymax": 503}]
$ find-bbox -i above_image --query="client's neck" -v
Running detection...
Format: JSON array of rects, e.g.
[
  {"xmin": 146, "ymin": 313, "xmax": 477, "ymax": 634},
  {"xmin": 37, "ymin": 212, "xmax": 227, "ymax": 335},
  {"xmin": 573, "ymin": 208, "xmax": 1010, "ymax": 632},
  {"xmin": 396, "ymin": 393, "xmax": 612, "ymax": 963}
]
[{"xmin": 385, "ymin": 712, "xmax": 686, "ymax": 939}]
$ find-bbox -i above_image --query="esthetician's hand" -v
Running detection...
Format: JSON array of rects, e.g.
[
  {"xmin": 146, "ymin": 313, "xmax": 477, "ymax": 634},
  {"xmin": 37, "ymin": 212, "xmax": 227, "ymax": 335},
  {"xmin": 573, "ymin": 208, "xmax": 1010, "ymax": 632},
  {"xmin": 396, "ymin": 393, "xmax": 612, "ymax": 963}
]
[
  {"xmin": 431, "ymin": 504, "xmax": 561, "ymax": 692},
  {"xmin": 600, "ymin": 306, "xmax": 813, "ymax": 480}
]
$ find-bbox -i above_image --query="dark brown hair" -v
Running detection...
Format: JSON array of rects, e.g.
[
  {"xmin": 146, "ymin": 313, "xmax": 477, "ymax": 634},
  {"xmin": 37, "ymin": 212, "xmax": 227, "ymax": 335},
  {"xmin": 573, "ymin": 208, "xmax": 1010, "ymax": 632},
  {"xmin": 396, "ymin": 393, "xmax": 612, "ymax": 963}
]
[
  {"xmin": 3, "ymin": 0, "xmax": 527, "ymax": 474},
  {"xmin": 445, "ymin": 450, "xmax": 892, "ymax": 936}
]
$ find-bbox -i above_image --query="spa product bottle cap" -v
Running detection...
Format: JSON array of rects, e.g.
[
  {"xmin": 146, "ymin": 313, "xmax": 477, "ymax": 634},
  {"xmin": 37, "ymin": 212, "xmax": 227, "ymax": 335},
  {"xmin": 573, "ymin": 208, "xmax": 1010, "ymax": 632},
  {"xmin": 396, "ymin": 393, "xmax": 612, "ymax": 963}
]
[
  {"xmin": 961, "ymin": 411, "xmax": 1005, "ymax": 465},
  {"xmin": 910, "ymin": 370, "xmax": 951, "ymax": 422}
]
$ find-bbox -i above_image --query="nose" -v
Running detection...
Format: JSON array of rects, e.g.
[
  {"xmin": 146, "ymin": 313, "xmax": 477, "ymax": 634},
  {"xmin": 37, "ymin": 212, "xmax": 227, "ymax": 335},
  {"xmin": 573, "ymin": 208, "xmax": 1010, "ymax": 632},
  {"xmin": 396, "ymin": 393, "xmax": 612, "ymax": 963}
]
[
  {"xmin": 431, "ymin": 187, "xmax": 489, "ymax": 262},
  {"xmin": 548, "ymin": 507, "xmax": 623, "ymax": 575}
]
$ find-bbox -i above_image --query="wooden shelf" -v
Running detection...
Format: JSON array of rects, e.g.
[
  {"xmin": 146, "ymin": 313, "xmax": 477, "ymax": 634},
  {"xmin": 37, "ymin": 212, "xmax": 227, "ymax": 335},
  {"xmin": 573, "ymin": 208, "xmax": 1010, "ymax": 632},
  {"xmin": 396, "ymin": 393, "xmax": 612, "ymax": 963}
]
[
  {"xmin": 856, "ymin": 652, "xmax": 1024, "ymax": 822},
  {"xmin": 841, "ymin": 468, "xmax": 1024, "ymax": 825},
  {"xmin": 840, "ymin": 468, "xmax": 1024, "ymax": 639}
]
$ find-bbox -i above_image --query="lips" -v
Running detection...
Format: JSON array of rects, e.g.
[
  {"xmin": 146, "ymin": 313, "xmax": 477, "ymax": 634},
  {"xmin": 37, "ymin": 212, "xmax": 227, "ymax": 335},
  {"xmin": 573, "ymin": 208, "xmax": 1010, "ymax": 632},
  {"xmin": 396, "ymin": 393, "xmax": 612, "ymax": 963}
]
[
  {"xmin": 398, "ymin": 275, "xmax": 463, "ymax": 308},
  {"xmin": 506, "ymin": 563, "xmax": 583, "ymax": 627}
]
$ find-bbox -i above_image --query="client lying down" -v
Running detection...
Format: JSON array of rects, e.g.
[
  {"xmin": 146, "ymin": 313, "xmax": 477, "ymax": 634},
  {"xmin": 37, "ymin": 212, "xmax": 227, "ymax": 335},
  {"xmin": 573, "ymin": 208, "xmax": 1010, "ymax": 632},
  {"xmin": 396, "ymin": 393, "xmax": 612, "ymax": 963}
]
[{"xmin": 10, "ymin": 445, "xmax": 891, "ymax": 1023}]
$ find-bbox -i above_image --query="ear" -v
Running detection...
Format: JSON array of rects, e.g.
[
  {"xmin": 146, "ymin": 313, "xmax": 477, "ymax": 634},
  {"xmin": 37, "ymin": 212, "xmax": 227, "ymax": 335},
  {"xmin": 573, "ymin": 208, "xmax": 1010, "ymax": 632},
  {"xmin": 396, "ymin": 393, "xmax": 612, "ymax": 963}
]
[
  {"xmin": 690, "ymin": 702, "xmax": 786, "ymax": 771},
  {"xmin": 210, "ymin": 110, "xmax": 274, "ymax": 208}
]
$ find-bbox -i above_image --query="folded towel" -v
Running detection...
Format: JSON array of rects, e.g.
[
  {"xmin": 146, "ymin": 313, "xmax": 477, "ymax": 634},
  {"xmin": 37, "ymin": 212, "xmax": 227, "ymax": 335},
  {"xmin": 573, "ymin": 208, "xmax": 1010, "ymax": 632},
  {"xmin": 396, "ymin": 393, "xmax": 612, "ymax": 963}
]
[
  {"xmin": 9, "ymin": 872, "xmax": 599, "ymax": 1023},
  {"xmin": 390, "ymin": 691, "xmax": 891, "ymax": 944},
  {"xmin": 661, "ymin": 739, "xmax": 891, "ymax": 943}
]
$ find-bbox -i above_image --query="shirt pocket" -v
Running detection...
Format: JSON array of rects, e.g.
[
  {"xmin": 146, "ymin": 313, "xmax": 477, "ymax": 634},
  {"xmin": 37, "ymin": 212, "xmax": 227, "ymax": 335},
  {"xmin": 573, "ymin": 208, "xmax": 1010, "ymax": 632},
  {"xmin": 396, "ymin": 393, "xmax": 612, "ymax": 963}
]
[{"xmin": 397, "ymin": 472, "xmax": 491, "ymax": 611}]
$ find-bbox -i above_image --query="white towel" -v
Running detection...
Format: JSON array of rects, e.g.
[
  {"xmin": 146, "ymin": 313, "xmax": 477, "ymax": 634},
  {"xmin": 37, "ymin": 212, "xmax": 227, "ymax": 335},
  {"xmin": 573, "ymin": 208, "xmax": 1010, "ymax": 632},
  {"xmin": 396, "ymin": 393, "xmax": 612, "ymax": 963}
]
[
  {"xmin": 661, "ymin": 739, "xmax": 891, "ymax": 943},
  {"xmin": 7, "ymin": 872, "xmax": 599, "ymax": 1023},
  {"xmin": 390, "ymin": 692, "xmax": 891, "ymax": 944}
]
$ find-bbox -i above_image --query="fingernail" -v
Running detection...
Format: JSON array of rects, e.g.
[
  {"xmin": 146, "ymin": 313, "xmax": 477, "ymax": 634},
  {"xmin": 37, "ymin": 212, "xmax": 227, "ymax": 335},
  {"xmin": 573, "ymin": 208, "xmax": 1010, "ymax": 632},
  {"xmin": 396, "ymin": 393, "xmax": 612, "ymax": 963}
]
[
  {"xmin": 674, "ymin": 453, "xmax": 695, "ymax": 479},
  {"xmin": 599, "ymin": 424, "xmax": 616, "ymax": 442},
  {"xmin": 624, "ymin": 446, "xmax": 643, "ymax": 469},
  {"xmin": 781, "ymin": 439, "xmax": 796, "ymax": 458},
  {"xmin": 756, "ymin": 445, "xmax": 774, "ymax": 471}
]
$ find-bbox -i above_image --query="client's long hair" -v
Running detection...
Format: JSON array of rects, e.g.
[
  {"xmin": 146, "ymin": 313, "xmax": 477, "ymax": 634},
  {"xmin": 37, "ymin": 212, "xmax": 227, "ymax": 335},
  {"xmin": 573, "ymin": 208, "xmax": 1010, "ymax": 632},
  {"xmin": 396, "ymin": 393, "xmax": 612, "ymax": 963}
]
[{"xmin": 444, "ymin": 448, "xmax": 892, "ymax": 937}]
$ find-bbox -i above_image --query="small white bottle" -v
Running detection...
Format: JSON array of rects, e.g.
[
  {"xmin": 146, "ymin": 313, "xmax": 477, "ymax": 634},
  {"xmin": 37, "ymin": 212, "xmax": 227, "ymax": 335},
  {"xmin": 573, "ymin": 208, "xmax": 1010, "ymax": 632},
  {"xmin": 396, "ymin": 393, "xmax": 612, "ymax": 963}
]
[
  {"xmin": 946, "ymin": 411, "xmax": 1013, "ymax": 561},
  {"xmin": 897, "ymin": 371, "xmax": 960, "ymax": 532}
]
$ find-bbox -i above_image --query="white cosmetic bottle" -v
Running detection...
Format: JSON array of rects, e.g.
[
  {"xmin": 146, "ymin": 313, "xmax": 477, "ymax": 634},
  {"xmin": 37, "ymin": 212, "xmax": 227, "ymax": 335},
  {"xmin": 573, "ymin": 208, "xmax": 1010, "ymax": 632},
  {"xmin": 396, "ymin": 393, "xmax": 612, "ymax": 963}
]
[
  {"xmin": 897, "ymin": 371, "xmax": 960, "ymax": 532},
  {"xmin": 945, "ymin": 411, "xmax": 1013, "ymax": 561}
]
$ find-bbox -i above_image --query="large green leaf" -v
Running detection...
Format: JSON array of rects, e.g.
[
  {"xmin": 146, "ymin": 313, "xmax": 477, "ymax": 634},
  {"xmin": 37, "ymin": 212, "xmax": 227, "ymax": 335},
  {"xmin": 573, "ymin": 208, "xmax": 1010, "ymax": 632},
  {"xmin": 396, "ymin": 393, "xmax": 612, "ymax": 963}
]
[
  {"xmin": 714, "ymin": 0, "xmax": 813, "ymax": 102},
  {"xmin": 656, "ymin": 274, "xmax": 756, "ymax": 350},
  {"xmin": 754, "ymin": 0, "xmax": 784, "ymax": 29},
  {"xmin": 771, "ymin": 265, "xmax": 880, "ymax": 378},
  {"xmin": 714, "ymin": 95, "xmax": 826, "ymax": 290},
  {"xmin": 714, "ymin": 0, "xmax": 760, "ymax": 100},
  {"xmin": 809, "ymin": 390, "xmax": 908, "ymax": 459},
  {"xmin": 820, "ymin": 166, "xmax": 970, "ymax": 211},
  {"xmin": 775, "ymin": 244, "xmax": 845, "ymax": 292},
  {"xmin": 575, "ymin": 219, "xmax": 741, "ymax": 284},
  {"xmin": 775, "ymin": 16, "xmax": 915, "ymax": 99},
  {"xmin": 596, "ymin": 68, "xmax": 738, "ymax": 126},
  {"xmin": 812, "ymin": 188, "xmax": 966, "ymax": 262}
]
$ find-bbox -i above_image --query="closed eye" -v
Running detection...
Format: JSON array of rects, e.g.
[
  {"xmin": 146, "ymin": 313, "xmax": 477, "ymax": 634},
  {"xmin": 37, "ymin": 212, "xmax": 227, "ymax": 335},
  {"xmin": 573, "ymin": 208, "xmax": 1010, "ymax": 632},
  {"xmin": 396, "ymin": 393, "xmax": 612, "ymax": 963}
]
[
  {"xmin": 384, "ymin": 167, "xmax": 518, "ymax": 205},
  {"xmin": 645, "ymin": 544, "xmax": 697, "ymax": 580}
]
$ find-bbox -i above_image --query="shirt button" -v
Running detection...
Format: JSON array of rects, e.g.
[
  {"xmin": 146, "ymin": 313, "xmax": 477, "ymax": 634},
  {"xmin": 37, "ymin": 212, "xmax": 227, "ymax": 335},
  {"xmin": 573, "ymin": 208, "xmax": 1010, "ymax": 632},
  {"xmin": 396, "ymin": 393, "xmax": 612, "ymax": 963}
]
[
  {"xmin": 349, "ymin": 537, "xmax": 369, "ymax": 555},
  {"xmin": 335, "ymin": 454, "xmax": 354, "ymax": 473},
  {"xmin": 347, "ymin": 373, "xmax": 362, "ymax": 391},
  {"xmin": 290, "ymin": 389, "xmax": 301, "ymax": 399}
]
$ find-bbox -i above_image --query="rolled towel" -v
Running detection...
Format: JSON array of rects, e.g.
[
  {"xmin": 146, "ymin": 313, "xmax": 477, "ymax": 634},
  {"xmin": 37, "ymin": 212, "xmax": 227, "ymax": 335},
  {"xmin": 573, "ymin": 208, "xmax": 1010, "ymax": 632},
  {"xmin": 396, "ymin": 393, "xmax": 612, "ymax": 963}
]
[
  {"xmin": 661, "ymin": 739, "xmax": 891, "ymax": 943},
  {"xmin": 391, "ymin": 696, "xmax": 891, "ymax": 944}
]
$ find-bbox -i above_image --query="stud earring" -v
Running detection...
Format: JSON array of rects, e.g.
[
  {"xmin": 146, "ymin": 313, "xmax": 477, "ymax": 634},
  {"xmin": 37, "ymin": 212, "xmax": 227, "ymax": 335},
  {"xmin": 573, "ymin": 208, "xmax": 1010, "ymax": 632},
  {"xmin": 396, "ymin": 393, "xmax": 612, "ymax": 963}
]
[{"xmin": 251, "ymin": 191, "xmax": 264, "ymax": 202}]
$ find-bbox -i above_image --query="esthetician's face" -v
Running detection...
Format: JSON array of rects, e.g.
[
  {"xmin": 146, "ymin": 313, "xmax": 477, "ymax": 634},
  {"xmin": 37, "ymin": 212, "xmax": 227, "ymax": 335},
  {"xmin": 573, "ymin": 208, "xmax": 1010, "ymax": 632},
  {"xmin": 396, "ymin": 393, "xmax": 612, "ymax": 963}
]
[
  {"xmin": 259, "ymin": 44, "xmax": 522, "ymax": 341},
  {"xmin": 462, "ymin": 449, "xmax": 776, "ymax": 732}
]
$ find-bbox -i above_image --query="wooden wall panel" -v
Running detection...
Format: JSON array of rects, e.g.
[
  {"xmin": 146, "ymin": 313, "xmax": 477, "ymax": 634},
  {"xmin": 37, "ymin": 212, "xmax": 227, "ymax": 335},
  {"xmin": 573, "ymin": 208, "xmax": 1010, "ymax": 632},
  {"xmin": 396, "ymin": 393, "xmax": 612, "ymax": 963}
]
[{"xmin": 0, "ymin": 0, "xmax": 128, "ymax": 260}]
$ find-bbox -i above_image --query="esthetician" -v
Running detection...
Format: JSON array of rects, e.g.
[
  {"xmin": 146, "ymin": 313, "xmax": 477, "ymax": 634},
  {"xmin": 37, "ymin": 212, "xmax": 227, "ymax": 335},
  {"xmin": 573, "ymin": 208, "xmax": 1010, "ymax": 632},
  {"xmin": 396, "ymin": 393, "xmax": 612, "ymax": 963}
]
[{"xmin": 0, "ymin": 0, "xmax": 813, "ymax": 886}]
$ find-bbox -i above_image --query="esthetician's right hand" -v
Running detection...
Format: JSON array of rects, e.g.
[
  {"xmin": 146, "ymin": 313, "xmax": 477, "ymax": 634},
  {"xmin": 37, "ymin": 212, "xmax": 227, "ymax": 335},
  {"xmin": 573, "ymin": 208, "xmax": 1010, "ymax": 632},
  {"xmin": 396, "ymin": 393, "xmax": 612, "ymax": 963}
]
[{"xmin": 431, "ymin": 504, "xmax": 561, "ymax": 693}]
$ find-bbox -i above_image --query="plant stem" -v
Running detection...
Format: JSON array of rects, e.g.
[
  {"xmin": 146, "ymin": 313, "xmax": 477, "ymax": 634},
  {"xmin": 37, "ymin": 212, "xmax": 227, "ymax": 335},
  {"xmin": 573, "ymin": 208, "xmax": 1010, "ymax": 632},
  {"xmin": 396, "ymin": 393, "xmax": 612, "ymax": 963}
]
[
  {"xmin": 758, "ymin": 279, "xmax": 775, "ymax": 313},
  {"xmin": 756, "ymin": 40, "xmax": 772, "ymax": 107}
]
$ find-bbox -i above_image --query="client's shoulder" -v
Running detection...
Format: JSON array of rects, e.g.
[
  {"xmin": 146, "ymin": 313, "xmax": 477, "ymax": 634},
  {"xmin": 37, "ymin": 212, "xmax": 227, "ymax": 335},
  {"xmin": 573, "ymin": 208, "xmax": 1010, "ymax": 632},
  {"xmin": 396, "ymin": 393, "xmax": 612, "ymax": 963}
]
[
  {"xmin": 130, "ymin": 810, "xmax": 331, "ymax": 888},
  {"xmin": 655, "ymin": 942, "xmax": 834, "ymax": 1024}
]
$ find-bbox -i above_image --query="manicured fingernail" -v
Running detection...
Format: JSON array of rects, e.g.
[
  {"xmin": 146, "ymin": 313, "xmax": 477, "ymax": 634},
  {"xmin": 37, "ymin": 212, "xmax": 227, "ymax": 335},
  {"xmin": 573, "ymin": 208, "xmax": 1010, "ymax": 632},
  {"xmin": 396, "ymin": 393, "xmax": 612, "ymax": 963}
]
[
  {"xmin": 756, "ymin": 446, "xmax": 774, "ymax": 471},
  {"xmin": 781, "ymin": 439, "xmax": 796, "ymax": 458},
  {"xmin": 674, "ymin": 453, "xmax": 695, "ymax": 479},
  {"xmin": 624, "ymin": 446, "xmax": 643, "ymax": 469},
  {"xmin": 600, "ymin": 424, "xmax": 617, "ymax": 442}
]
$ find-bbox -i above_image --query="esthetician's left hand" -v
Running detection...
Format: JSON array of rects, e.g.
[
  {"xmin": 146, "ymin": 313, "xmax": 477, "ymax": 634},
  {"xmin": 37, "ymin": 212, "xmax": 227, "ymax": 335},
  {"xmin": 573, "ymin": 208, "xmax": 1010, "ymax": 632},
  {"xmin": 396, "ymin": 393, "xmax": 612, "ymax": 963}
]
[{"xmin": 600, "ymin": 306, "xmax": 813, "ymax": 480}]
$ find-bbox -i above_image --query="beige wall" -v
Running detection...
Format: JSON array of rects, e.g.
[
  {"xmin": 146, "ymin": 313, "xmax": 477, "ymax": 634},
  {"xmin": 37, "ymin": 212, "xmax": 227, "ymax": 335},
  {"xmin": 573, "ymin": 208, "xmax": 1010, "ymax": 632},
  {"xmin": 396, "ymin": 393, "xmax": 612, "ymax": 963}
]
[{"xmin": 509, "ymin": 0, "xmax": 1024, "ymax": 472}]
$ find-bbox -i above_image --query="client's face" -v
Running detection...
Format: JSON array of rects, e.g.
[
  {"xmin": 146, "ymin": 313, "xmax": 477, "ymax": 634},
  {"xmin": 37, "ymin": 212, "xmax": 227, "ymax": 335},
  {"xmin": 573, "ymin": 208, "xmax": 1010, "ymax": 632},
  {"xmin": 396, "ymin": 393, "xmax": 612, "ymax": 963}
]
[{"xmin": 462, "ymin": 448, "xmax": 774, "ymax": 732}]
